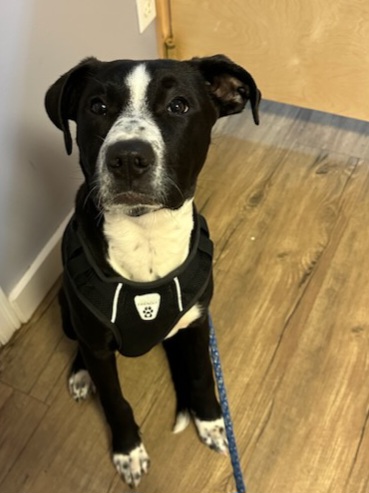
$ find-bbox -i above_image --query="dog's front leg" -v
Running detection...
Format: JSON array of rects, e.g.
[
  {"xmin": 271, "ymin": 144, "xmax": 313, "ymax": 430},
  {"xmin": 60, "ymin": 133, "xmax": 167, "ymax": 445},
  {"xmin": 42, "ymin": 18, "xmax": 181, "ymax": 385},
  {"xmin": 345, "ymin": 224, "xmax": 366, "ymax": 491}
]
[
  {"xmin": 79, "ymin": 343, "xmax": 150, "ymax": 487},
  {"xmin": 163, "ymin": 316, "xmax": 228, "ymax": 454}
]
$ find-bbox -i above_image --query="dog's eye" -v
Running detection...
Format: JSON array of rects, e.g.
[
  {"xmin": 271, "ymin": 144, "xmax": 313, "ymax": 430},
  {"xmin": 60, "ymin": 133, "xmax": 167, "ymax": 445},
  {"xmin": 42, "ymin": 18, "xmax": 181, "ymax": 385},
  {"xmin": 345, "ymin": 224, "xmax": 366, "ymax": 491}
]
[
  {"xmin": 90, "ymin": 98, "xmax": 108, "ymax": 115},
  {"xmin": 167, "ymin": 97, "xmax": 189, "ymax": 115}
]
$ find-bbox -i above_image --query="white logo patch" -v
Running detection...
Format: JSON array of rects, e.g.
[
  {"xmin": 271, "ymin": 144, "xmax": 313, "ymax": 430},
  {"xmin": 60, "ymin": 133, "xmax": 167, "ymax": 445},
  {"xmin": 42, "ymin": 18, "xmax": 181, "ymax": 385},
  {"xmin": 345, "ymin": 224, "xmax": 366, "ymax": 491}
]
[{"xmin": 134, "ymin": 293, "xmax": 161, "ymax": 320}]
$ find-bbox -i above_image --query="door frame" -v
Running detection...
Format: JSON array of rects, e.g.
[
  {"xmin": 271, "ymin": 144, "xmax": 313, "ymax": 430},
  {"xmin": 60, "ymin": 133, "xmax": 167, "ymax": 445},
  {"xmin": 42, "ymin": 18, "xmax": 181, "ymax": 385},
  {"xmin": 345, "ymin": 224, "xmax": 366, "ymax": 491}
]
[{"xmin": 156, "ymin": 0, "xmax": 176, "ymax": 58}]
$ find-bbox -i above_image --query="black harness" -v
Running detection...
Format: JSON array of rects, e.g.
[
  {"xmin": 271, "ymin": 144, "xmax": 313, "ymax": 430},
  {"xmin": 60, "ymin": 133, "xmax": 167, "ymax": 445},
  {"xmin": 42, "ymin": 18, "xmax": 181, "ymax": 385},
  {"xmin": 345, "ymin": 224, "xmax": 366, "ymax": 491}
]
[{"xmin": 62, "ymin": 211, "xmax": 213, "ymax": 357}]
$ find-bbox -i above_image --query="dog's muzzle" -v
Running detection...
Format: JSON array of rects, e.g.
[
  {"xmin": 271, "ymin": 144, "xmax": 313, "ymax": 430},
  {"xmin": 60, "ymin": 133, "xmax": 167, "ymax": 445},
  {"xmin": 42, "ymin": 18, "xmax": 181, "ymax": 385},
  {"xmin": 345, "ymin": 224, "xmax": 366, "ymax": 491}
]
[{"xmin": 98, "ymin": 138, "xmax": 164, "ymax": 215}]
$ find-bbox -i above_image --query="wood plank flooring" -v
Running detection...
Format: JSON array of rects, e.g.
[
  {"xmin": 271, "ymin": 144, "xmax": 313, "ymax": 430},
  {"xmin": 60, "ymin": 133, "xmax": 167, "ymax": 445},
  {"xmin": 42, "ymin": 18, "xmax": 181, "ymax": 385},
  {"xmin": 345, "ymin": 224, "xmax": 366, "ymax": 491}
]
[{"xmin": 1, "ymin": 101, "xmax": 369, "ymax": 493}]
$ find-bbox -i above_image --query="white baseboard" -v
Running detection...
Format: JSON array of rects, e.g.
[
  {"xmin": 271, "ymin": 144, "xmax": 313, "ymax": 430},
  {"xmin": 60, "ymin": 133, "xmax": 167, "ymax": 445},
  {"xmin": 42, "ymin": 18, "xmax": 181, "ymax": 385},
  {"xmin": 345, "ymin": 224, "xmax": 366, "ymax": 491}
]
[
  {"xmin": 8, "ymin": 211, "xmax": 73, "ymax": 327},
  {"xmin": 0, "ymin": 289, "xmax": 21, "ymax": 345}
]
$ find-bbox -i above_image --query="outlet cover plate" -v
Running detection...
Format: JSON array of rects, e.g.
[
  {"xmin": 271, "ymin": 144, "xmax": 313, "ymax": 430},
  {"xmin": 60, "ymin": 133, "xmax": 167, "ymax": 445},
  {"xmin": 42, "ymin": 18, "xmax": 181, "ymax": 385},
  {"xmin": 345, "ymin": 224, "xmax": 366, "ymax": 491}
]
[{"xmin": 136, "ymin": 0, "xmax": 156, "ymax": 33}]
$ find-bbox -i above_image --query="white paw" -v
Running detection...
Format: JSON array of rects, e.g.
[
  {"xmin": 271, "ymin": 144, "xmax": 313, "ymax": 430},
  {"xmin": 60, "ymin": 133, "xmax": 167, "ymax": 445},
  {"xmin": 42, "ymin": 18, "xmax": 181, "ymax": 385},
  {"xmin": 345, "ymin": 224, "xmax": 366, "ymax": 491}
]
[
  {"xmin": 68, "ymin": 369, "xmax": 96, "ymax": 402},
  {"xmin": 173, "ymin": 410, "xmax": 191, "ymax": 434},
  {"xmin": 113, "ymin": 443, "xmax": 150, "ymax": 488},
  {"xmin": 194, "ymin": 417, "xmax": 228, "ymax": 454}
]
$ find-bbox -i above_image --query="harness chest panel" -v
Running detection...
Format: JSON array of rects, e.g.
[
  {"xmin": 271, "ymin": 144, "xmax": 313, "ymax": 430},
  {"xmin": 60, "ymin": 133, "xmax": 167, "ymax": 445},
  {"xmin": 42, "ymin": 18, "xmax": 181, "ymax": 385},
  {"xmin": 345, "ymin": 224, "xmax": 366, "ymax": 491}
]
[{"xmin": 62, "ymin": 212, "xmax": 213, "ymax": 357}]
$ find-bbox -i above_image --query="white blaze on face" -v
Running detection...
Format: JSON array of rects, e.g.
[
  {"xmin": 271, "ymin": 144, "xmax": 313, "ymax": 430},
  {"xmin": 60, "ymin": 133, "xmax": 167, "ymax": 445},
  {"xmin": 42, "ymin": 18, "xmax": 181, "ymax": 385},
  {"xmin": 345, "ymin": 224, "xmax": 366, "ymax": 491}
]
[
  {"xmin": 126, "ymin": 63, "xmax": 151, "ymax": 113},
  {"xmin": 97, "ymin": 63, "xmax": 166, "ymax": 201}
]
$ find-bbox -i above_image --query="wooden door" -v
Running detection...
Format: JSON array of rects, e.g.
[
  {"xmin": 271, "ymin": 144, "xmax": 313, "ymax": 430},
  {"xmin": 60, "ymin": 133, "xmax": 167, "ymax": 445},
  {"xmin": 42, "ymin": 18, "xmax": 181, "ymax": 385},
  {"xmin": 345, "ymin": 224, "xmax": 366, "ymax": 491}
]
[{"xmin": 156, "ymin": 0, "xmax": 369, "ymax": 121}]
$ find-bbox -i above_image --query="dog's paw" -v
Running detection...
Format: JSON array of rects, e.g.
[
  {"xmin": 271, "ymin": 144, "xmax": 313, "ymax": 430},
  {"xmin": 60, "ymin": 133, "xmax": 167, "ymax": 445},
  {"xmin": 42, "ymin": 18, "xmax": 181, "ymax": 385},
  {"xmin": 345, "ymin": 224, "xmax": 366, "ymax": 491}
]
[
  {"xmin": 173, "ymin": 410, "xmax": 191, "ymax": 434},
  {"xmin": 113, "ymin": 443, "xmax": 150, "ymax": 488},
  {"xmin": 194, "ymin": 417, "xmax": 228, "ymax": 454},
  {"xmin": 68, "ymin": 369, "xmax": 96, "ymax": 402}
]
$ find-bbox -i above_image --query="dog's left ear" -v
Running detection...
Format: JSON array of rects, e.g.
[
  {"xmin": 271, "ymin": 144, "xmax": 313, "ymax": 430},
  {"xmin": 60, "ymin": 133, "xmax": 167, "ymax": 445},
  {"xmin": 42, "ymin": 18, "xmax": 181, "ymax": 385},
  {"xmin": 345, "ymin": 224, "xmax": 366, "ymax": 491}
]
[{"xmin": 190, "ymin": 54, "xmax": 261, "ymax": 124}]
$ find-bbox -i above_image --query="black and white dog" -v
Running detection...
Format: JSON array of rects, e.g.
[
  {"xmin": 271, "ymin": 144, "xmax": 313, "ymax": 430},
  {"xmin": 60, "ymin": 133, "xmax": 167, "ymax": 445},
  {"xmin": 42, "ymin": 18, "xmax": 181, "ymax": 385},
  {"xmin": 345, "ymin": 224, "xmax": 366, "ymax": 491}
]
[{"xmin": 45, "ymin": 55, "xmax": 260, "ymax": 488}]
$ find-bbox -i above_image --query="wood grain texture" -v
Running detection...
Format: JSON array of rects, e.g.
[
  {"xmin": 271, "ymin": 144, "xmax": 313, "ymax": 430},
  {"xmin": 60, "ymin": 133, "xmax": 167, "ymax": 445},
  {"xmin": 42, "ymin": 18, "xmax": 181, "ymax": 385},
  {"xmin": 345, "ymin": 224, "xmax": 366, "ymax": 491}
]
[
  {"xmin": 0, "ymin": 281, "xmax": 65, "ymax": 395},
  {"xmin": 168, "ymin": 0, "xmax": 369, "ymax": 120},
  {"xmin": 0, "ymin": 387, "xmax": 47, "ymax": 485},
  {"xmin": 1, "ymin": 102, "xmax": 369, "ymax": 492}
]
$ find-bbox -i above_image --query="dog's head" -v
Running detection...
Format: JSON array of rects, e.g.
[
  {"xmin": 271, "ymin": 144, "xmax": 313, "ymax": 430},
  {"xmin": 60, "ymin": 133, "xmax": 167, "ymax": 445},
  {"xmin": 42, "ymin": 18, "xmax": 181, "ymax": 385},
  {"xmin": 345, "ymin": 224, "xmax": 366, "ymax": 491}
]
[{"xmin": 45, "ymin": 55, "xmax": 261, "ymax": 216}]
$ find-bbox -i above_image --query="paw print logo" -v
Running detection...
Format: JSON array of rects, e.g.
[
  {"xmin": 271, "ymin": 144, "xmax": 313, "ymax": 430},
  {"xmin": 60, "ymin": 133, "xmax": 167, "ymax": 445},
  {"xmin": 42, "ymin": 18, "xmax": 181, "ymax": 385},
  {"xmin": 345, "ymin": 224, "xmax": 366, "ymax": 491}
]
[
  {"xmin": 143, "ymin": 306, "xmax": 154, "ymax": 319},
  {"xmin": 134, "ymin": 293, "xmax": 160, "ymax": 321}
]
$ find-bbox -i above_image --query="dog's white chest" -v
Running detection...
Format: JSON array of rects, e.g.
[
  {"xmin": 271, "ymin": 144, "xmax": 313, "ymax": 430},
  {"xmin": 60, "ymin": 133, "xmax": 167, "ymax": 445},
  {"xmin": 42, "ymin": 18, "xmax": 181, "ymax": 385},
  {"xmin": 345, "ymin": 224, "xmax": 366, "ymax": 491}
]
[{"xmin": 104, "ymin": 200, "xmax": 194, "ymax": 282}]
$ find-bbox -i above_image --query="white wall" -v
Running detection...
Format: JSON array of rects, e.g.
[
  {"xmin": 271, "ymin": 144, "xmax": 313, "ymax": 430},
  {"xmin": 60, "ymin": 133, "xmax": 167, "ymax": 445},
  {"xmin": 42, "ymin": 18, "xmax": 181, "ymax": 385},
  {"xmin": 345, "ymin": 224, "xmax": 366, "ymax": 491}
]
[{"xmin": 0, "ymin": 0, "xmax": 157, "ymax": 298}]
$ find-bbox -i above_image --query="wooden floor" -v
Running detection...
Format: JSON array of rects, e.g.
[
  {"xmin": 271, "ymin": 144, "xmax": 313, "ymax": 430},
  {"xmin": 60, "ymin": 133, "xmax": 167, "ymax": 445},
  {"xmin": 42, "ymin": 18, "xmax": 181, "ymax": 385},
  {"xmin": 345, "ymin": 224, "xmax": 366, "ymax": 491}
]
[{"xmin": 2, "ymin": 102, "xmax": 369, "ymax": 493}]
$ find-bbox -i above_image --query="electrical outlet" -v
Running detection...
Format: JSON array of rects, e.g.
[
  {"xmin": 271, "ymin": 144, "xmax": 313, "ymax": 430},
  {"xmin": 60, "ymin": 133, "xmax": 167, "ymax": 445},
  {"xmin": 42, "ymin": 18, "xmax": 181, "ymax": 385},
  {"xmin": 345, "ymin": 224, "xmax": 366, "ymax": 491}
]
[{"xmin": 136, "ymin": 0, "xmax": 156, "ymax": 34}]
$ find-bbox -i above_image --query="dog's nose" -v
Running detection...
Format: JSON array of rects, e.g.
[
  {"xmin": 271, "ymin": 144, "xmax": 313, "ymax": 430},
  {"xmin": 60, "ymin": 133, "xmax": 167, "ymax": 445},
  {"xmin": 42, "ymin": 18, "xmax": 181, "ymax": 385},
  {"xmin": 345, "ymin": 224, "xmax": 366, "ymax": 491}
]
[{"xmin": 106, "ymin": 139, "xmax": 155, "ymax": 176}]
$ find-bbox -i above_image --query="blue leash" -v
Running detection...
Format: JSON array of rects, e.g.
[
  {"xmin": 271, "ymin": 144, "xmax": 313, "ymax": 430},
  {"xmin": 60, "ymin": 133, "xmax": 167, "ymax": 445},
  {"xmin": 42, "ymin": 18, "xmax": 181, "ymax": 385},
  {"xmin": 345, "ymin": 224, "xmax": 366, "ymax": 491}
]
[{"xmin": 208, "ymin": 314, "xmax": 246, "ymax": 493}]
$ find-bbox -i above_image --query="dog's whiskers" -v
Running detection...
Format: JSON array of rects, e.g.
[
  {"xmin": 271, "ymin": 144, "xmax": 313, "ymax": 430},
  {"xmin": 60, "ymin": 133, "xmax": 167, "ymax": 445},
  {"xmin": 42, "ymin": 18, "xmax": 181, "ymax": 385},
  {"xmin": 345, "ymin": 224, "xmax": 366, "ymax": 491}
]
[
  {"xmin": 163, "ymin": 176, "xmax": 185, "ymax": 203},
  {"xmin": 83, "ymin": 180, "xmax": 101, "ymax": 209}
]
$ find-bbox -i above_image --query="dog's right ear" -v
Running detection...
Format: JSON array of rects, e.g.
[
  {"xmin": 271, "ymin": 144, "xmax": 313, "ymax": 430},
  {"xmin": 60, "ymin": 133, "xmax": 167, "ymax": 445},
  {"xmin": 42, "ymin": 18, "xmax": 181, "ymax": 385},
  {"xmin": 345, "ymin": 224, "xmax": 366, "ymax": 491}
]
[{"xmin": 45, "ymin": 57, "xmax": 98, "ymax": 155}]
